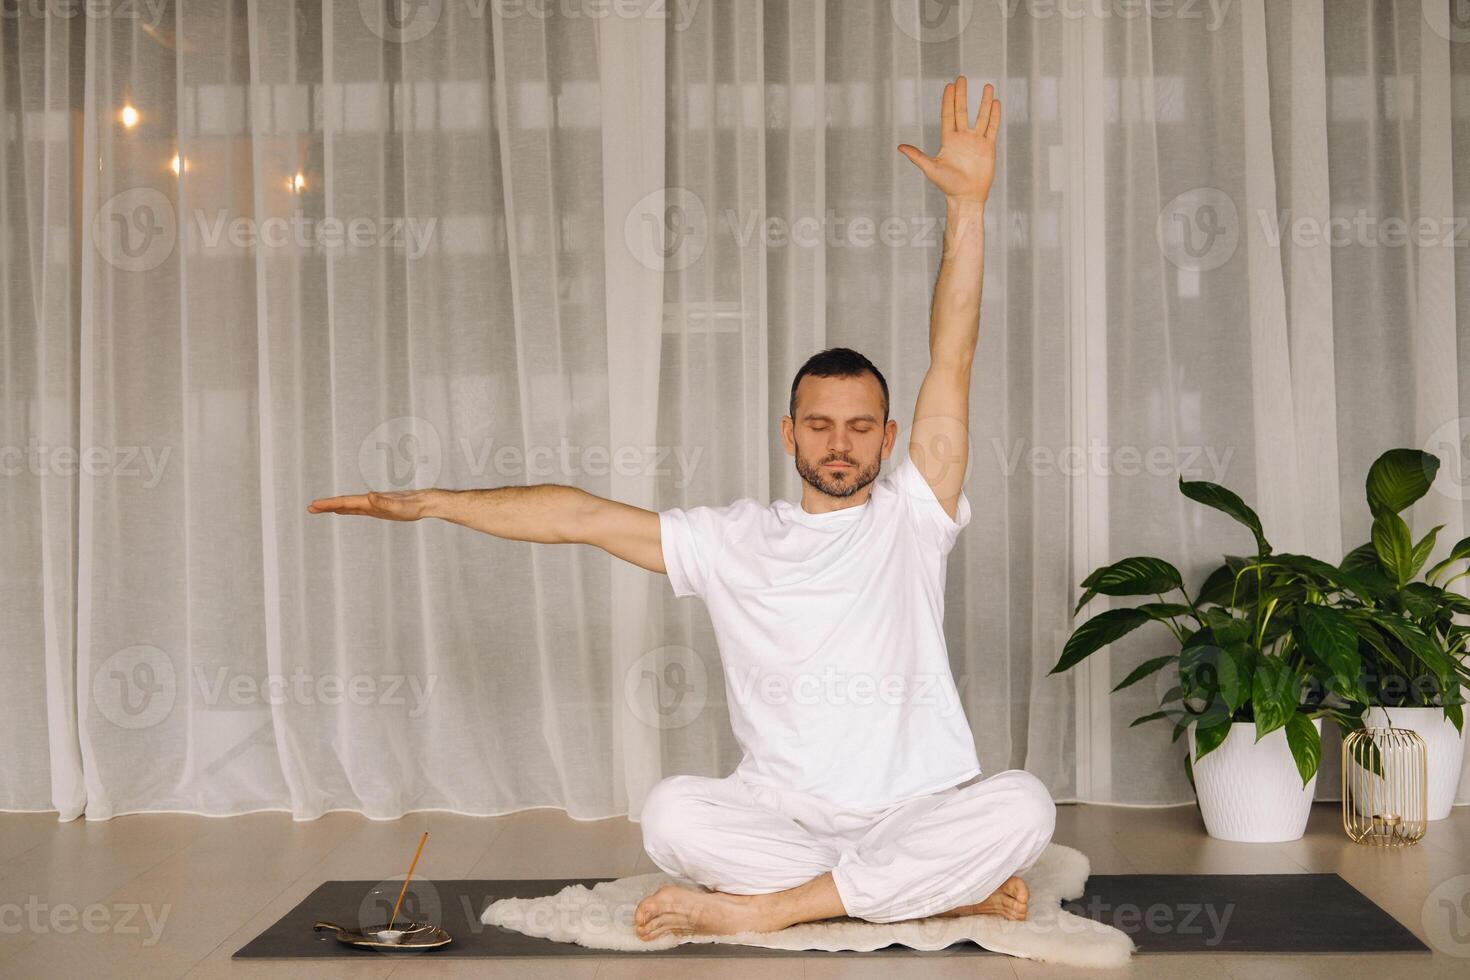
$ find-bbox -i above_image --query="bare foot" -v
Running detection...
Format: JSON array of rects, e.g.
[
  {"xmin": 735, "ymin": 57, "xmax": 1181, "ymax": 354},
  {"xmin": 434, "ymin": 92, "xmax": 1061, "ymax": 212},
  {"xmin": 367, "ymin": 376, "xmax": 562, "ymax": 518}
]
[
  {"xmin": 935, "ymin": 874, "xmax": 1029, "ymax": 921},
  {"xmin": 633, "ymin": 884, "xmax": 785, "ymax": 941}
]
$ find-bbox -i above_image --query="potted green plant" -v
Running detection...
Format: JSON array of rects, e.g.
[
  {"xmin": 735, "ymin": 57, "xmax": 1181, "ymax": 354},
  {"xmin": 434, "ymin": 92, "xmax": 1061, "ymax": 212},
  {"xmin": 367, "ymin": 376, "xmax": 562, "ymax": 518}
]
[
  {"xmin": 1051, "ymin": 477, "xmax": 1371, "ymax": 842},
  {"xmin": 1334, "ymin": 448, "xmax": 1469, "ymax": 820}
]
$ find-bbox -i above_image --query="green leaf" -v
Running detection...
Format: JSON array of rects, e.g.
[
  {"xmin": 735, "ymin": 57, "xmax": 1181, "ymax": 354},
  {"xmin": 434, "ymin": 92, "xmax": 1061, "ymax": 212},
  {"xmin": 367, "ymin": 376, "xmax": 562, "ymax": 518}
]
[
  {"xmin": 1425, "ymin": 535, "xmax": 1470, "ymax": 585},
  {"xmin": 1193, "ymin": 718, "xmax": 1232, "ymax": 762},
  {"xmin": 1341, "ymin": 541, "xmax": 1378, "ymax": 573},
  {"xmin": 1129, "ymin": 710, "xmax": 1169, "ymax": 727},
  {"xmin": 1074, "ymin": 557, "xmax": 1186, "ymax": 616},
  {"xmin": 1178, "ymin": 478, "xmax": 1271, "ymax": 556},
  {"xmin": 1296, "ymin": 605, "xmax": 1362, "ymax": 696},
  {"xmin": 1284, "ymin": 712, "xmax": 1321, "ymax": 787},
  {"xmin": 1252, "ymin": 658, "xmax": 1298, "ymax": 738},
  {"xmin": 1217, "ymin": 644, "xmax": 1246, "ymax": 714},
  {"xmin": 1196, "ymin": 562, "xmax": 1238, "ymax": 607},
  {"xmin": 1204, "ymin": 608, "xmax": 1251, "ymax": 646},
  {"xmin": 1347, "ymin": 613, "xmax": 1409, "ymax": 674},
  {"xmin": 1051, "ymin": 608, "xmax": 1153, "ymax": 674},
  {"xmin": 1366, "ymin": 448, "xmax": 1440, "ymax": 519},
  {"xmin": 1112, "ymin": 654, "xmax": 1176, "ymax": 693},
  {"xmin": 1135, "ymin": 602, "xmax": 1196, "ymax": 620},
  {"xmin": 1371, "ymin": 512, "xmax": 1416, "ymax": 586},
  {"xmin": 1367, "ymin": 611, "xmax": 1454, "ymax": 682},
  {"xmin": 1410, "ymin": 524, "xmax": 1446, "ymax": 581}
]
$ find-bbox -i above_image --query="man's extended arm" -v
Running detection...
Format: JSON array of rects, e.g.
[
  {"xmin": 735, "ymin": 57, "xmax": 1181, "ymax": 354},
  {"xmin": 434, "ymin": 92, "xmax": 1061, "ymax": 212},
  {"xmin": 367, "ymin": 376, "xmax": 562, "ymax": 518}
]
[
  {"xmin": 306, "ymin": 485, "xmax": 666, "ymax": 574},
  {"xmin": 897, "ymin": 75, "xmax": 999, "ymax": 521}
]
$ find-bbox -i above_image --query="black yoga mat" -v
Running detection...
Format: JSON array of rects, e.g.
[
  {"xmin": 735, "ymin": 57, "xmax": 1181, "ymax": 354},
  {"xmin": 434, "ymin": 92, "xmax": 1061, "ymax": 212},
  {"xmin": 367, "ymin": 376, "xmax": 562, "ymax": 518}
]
[{"xmin": 233, "ymin": 873, "xmax": 1429, "ymax": 958}]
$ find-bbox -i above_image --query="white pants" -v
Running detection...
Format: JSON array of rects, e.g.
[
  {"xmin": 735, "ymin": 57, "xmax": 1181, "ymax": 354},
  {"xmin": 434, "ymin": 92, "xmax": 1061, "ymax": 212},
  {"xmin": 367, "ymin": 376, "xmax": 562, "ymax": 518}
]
[{"xmin": 639, "ymin": 768, "xmax": 1056, "ymax": 924}]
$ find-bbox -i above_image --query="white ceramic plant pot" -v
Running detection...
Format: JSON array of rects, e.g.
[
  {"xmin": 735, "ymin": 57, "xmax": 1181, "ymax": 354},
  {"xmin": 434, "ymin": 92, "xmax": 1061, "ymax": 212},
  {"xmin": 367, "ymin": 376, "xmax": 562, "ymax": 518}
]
[
  {"xmin": 1361, "ymin": 706, "xmax": 1466, "ymax": 821},
  {"xmin": 1189, "ymin": 719, "xmax": 1321, "ymax": 842}
]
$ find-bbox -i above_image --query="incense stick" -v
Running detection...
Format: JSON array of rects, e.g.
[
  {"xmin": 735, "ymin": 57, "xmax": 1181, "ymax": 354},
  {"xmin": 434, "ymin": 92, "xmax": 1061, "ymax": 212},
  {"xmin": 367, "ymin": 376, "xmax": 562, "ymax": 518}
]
[{"xmin": 387, "ymin": 831, "xmax": 429, "ymax": 931}]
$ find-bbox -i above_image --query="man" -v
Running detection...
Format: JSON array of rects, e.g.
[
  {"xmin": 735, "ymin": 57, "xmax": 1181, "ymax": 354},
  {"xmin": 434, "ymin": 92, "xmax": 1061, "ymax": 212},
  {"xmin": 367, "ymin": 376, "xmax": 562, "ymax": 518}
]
[{"xmin": 308, "ymin": 75, "xmax": 1055, "ymax": 942}]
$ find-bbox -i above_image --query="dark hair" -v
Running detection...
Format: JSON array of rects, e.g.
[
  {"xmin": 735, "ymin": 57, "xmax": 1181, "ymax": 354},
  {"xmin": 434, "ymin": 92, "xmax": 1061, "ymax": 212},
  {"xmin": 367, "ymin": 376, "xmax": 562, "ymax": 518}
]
[{"xmin": 788, "ymin": 347, "xmax": 890, "ymax": 423}]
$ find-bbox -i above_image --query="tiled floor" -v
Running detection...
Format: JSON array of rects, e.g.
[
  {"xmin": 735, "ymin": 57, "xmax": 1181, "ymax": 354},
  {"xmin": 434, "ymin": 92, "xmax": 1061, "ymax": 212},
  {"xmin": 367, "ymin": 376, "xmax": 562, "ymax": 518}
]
[{"xmin": 0, "ymin": 800, "xmax": 1464, "ymax": 978}]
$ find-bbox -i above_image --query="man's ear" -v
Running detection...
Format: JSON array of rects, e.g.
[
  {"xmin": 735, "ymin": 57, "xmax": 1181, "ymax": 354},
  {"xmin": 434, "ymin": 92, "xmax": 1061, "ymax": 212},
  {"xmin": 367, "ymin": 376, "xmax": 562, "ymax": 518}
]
[{"xmin": 780, "ymin": 416, "xmax": 796, "ymax": 456}]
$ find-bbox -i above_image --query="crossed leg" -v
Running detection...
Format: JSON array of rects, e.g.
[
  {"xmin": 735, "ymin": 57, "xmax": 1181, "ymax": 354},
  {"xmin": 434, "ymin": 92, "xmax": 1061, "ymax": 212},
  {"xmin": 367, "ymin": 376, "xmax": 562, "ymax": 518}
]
[{"xmin": 634, "ymin": 769, "xmax": 1055, "ymax": 941}]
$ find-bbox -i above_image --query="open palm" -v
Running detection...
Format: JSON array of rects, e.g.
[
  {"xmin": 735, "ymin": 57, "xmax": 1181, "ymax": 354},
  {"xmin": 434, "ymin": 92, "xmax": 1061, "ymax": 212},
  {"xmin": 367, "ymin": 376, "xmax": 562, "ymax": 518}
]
[
  {"xmin": 898, "ymin": 75, "xmax": 1000, "ymax": 205},
  {"xmin": 306, "ymin": 489, "xmax": 431, "ymax": 521}
]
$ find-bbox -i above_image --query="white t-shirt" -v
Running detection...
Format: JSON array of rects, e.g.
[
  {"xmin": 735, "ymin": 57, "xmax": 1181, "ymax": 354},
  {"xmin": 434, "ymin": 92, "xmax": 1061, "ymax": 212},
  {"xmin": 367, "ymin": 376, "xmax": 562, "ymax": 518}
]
[{"xmin": 659, "ymin": 452, "xmax": 981, "ymax": 811}]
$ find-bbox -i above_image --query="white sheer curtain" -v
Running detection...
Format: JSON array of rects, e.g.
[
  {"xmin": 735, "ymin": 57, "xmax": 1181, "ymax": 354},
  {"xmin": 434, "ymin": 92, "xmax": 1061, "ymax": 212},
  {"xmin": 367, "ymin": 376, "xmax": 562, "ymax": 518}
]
[{"xmin": 2, "ymin": 1, "xmax": 1467, "ymax": 822}]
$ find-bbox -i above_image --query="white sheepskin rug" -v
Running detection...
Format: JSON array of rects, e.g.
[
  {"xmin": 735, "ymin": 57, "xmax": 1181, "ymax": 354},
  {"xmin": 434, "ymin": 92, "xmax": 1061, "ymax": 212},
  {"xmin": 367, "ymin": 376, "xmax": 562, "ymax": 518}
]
[{"xmin": 481, "ymin": 842, "xmax": 1134, "ymax": 968}]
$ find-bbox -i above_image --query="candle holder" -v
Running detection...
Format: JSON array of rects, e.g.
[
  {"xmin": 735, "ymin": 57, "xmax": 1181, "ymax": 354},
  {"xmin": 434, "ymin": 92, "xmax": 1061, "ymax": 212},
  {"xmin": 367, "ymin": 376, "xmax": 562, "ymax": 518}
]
[{"xmin": 1341, "ymin": 726, "xmax": 1427, "ymax": 846}]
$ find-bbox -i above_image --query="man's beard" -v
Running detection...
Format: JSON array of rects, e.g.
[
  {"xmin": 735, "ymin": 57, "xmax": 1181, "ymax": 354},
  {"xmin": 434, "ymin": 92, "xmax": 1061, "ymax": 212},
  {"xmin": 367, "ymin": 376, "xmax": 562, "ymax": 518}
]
[{"xmin": 793, "ymin": 440, "xmax": 882, "ymax": 499}]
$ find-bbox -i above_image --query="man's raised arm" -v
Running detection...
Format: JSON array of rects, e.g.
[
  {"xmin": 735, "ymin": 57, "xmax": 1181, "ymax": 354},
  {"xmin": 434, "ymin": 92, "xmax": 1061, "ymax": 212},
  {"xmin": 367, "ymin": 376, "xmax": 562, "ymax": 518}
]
[
  {"xmin": 897, "ymin": 74, "xmax": 999, "ymax": 521},
  {"xmin": 306, "ymin": 485, "xmax": 666, "ymax": 575}
]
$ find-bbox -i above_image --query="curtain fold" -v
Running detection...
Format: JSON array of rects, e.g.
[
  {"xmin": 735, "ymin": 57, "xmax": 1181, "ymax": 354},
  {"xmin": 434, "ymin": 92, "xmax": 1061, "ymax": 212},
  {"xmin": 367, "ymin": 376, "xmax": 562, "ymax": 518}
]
[{"xmin": 1, "ymin": 1, "xmax": 1466, "ymax": 821}]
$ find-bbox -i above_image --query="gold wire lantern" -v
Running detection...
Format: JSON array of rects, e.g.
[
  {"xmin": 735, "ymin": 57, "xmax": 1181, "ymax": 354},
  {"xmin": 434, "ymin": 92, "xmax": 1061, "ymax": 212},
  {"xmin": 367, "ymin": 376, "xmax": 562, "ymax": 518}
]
[{"xmin": 1341, "ymin": 726, "xmax": 1428, "ymax": 846}]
